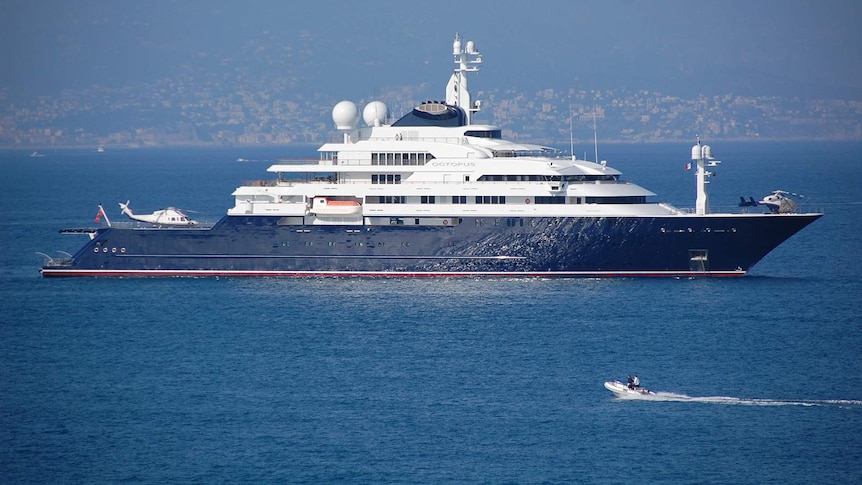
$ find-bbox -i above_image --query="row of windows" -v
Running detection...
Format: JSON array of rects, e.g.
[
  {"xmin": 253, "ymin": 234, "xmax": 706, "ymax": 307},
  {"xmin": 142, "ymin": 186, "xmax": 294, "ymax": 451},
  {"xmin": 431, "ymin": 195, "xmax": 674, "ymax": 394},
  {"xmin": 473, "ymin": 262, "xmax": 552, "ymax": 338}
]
[
  {"xmin": 371, "ymin": 174, "xmax": 402, "ymax": 184},
  {"xmin": 535, "ymin": 196, "xmax": 566, "ymax": 204},
  {"xmin": 370, "ymin": 152, "xmax": 435, "ymax": 166},
  {"xmin": 368, "ymin": 195, "xmax": 509, "ymax": 204},
  {"xmin": 367, "ymin": 196, "xmax": 407, "ymax": 204},
  {"xmin": 475, "ymin": 196, "xmax": 506, "ymax": 204},
  {"xmin": 464, "ymin": 129, "xmax": 502, "ymax": 139},
  {"xmin": 584, "ymin": 196, "xmax": 647, "ymax": 204},
  {"xmin": 477, "ymin": 174, "xmax": 619, "ymax": 182},
  {"xmin": 368, "ymin": 173, "xmax": 620, "ymax": 184},
  {"xmin": 365, "ymin": 195, "xmax": 644, "ymax": 205}
]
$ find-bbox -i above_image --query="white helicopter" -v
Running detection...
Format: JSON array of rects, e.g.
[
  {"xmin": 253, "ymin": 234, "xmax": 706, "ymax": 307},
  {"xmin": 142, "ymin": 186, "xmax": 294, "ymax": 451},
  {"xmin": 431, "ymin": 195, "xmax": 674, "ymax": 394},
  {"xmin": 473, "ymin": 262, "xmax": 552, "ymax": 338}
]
[
  {"xmin": 758, "ymin": 190, "xmax": 800, "ymax": 214},
  {"xmin": 118, "ymin": 200, "xmax": 198, "ymax": 226}
]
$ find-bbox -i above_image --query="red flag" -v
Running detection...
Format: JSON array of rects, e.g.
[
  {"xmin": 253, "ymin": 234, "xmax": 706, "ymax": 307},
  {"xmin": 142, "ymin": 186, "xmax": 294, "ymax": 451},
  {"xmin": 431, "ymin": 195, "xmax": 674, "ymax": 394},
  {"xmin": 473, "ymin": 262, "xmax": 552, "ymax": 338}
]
[
  {"xmin": 95, "ymin": 206, "xmax": 103, "ymax": 223},
  {"xmin": 684, "ymin": 162, "xmax": 692, "ymax": 170}
]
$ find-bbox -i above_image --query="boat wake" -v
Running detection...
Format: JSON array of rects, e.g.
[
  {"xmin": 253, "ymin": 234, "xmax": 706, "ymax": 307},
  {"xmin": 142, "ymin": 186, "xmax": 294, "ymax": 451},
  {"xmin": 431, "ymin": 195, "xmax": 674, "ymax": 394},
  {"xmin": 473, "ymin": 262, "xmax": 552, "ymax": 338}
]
[{"xmin": 614, "ymin": 391, "xmax": 862, "ymax": 408}]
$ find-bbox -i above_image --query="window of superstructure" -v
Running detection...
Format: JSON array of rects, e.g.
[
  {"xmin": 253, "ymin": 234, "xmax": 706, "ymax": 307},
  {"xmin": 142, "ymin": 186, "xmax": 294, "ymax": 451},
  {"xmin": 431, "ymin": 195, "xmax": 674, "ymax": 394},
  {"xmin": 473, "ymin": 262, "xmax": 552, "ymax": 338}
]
[
  {"xmin": 474, "ymin": 196, "xmax": 507, "ymax": 204},
  {"xmin": 320, "ymin": 151, "xmax": 338, "ymax": 163},
  {"xmin": 562, "ymin": 174, "xmax": 619, "ymax": 182},
  {"xmin": 585, "ymin": 196, "xmax": 646, "ymax": 204},
  {"xmin": 475, "ymin": 174, "xmax": 619, "ymax": 182},
  {"xmin": 370, "ymin": 152, "xmax": 435, "ymax": 166},
  {"xmin": 371, "ymin": 174, "xmax": 402, "ymax": 184},
  {"xmin": 452, "ymin": 196, "xmax": 467, "ymax": 204},
  {"xmin": 478, "ymin": 175, "xmax": 528, "ymax": 182},
  {"xmin": 534, "ymin": 196, "xmax": 566, "ymax": 204},
  {"xmin": 368, "ymin": 196, "xmax": 406, "ymax": 204},
  {"xmin": 464, "ymin": 129, "xmax": 502, "ymax": 139},
  {"xmin": 421, "ymin": 196, "xmax": 436, "ymax": 204}
]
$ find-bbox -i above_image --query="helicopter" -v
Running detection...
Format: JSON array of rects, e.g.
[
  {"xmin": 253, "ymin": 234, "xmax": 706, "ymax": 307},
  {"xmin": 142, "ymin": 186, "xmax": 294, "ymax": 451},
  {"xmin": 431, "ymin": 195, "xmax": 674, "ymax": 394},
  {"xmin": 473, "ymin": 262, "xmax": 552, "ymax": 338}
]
[
  {"xmin": 758, "ymin": 190, "xmax": 800, "ymax": 214},
  {"xmin": 118, "ymin": 200, "xmax": 198, "ymax": 226}
]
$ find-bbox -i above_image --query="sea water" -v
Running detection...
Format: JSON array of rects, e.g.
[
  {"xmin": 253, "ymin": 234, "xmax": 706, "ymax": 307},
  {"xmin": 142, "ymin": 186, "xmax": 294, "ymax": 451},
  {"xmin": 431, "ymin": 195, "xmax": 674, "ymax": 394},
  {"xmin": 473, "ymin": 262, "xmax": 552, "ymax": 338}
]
[{"xmin": 1, "ymin": 143, "xmax": 860, "ymax": 483}]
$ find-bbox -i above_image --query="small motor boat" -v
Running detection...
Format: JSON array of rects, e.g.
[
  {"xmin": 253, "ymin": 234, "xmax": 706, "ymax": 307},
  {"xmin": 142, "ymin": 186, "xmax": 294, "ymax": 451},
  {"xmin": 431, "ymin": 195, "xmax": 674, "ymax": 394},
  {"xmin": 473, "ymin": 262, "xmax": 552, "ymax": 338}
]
[{"xmin": 604, "ymin": 380, "xmax": 656, "ymax": 398}]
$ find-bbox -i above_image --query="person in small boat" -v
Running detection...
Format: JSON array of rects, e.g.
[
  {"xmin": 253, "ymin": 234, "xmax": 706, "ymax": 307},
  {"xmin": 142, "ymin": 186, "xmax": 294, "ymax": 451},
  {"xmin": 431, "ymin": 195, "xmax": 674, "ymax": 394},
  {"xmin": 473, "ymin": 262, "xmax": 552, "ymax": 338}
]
[
  {"xmin": 626, "ymin": 375, "xmax": 634, "ymax": 389},
  {"xmin": 633, "ymin": 375, "xmax": 641, "ymax": 389}
]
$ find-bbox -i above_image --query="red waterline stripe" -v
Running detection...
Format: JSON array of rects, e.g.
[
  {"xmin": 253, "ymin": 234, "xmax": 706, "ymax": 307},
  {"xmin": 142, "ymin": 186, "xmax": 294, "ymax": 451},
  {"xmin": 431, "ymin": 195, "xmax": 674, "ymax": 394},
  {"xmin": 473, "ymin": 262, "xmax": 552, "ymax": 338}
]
[{"xmin": 41, "ymin": 269, "xmax": 746, "ymax": 278}]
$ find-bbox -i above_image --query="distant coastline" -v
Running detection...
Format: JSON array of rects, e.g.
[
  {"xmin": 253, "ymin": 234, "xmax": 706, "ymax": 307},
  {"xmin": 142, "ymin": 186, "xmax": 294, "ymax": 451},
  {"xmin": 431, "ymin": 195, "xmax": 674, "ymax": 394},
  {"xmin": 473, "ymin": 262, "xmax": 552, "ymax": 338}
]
[
  {"xmin": 2, "ymin": 84, "xmax": 859, "ymax": 149},
  {"xmin": 4, "ymin": 140, "xmax": 860, "ymax": 154},
  {"xmin": 4, "ymin": 132, "xmax": 861, "ymax": 151}
]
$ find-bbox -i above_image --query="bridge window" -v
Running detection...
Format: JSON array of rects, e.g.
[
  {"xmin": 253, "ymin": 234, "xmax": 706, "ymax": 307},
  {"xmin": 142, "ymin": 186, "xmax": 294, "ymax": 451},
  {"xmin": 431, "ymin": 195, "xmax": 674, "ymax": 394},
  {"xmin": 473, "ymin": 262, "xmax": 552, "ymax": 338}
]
[
  {"xmin": 464, "ymin": 129, "xmax": 502, "ymax": 139},
  {"xmin": 371, "ymin": 152, "xmax": 435, "ymax": 166}
]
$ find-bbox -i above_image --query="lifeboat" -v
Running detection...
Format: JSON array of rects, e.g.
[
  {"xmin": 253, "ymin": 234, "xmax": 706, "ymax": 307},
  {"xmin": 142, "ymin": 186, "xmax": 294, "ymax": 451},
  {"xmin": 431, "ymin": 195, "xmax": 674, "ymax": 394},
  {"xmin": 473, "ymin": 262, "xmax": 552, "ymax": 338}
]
[{"xmin": 309, "ymin": 197, "xmax": 362, "ymax": 215}]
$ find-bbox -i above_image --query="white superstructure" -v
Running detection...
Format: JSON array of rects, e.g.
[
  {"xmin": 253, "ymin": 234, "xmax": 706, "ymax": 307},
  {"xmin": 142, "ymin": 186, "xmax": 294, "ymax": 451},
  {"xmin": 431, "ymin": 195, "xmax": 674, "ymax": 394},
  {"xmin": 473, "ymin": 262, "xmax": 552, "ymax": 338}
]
[{"xmin": 228, "ymin": 34, "xmax": 685, "ymax": 224}]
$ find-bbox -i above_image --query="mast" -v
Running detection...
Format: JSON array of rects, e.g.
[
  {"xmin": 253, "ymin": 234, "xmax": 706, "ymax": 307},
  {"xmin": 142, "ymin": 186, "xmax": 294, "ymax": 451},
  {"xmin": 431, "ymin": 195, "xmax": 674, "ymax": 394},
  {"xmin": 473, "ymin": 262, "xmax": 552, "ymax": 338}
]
[
  {"xmin": 569, "ymin": 107, "xmax": 575, "ymax": 161},
  {"xmin": 593, "ymin": 106, "xmax": 599, "ymax": 163},
  {"xmin": 691, "ymin": 138, "xmax": 720, "ymax": 215},
  {"xmin": 449, "ymin": 33, "xmax": 483, "ymax": 125}
]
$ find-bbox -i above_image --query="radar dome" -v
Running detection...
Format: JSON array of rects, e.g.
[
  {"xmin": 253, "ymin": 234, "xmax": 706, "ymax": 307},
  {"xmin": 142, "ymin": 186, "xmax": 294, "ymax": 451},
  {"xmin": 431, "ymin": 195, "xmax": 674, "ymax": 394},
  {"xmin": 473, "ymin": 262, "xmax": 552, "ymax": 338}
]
[
  {"xmin": 332, "ymin": 101, "xmax": 359, "ymax": 130},
  {"xmin": 363, "ymin": 101, "xmax": 389, "ymax": 127}
]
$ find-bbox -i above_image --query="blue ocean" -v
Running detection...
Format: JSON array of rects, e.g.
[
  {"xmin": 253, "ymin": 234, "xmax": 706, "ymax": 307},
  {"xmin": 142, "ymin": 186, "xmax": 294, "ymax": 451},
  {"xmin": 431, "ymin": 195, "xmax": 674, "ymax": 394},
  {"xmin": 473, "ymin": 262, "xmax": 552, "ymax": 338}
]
[{"xmin": 1, "ymin": 142, "xmax": 860, "ymax": 484}]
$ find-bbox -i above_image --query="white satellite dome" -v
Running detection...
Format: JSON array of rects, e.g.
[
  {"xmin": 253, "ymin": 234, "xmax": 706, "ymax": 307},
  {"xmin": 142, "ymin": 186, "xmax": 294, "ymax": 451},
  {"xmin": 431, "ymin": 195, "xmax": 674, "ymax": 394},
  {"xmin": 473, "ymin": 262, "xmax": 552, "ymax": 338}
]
[
  {"xmin": 362, "ymin": 101, "xmax": 388, "ymax": 127},
  {"xmin": 332, "ymin": 100, "xmax": 359, "ymax": 130}
]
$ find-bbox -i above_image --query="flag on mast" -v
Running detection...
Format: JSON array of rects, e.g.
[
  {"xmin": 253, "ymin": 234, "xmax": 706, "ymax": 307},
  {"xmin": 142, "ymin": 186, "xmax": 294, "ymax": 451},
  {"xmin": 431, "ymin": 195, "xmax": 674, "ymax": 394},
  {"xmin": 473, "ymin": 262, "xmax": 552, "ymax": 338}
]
[{"xmin": 94, "ymin": 204, "xmax": 110, "ymax": 226}]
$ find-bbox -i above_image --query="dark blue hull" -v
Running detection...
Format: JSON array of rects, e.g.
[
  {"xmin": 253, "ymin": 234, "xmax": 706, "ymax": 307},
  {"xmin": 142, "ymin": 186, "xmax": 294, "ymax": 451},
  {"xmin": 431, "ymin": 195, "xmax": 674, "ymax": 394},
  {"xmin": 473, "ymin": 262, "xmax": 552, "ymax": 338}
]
[{"xmin": 41, "ymin": 214, "xmax": 821, "ymax": 277}]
